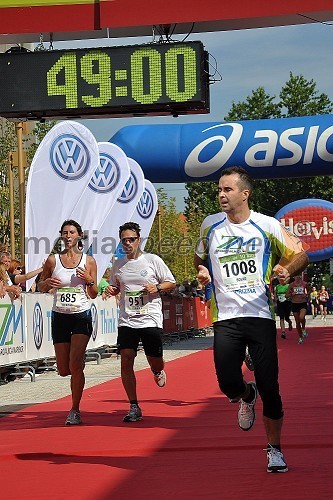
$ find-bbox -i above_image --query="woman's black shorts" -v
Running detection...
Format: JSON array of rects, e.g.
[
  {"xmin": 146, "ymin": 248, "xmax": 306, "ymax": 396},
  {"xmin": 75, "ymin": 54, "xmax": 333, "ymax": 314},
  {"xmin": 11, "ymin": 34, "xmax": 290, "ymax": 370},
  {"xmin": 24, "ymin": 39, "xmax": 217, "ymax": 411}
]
[
  {"xmin": 51, "ymin": 310, "xmax": 93, "ymax": 344},
  {"xmin": 291, "ymin": 302, "xmax": 307, "ymax": 313}
]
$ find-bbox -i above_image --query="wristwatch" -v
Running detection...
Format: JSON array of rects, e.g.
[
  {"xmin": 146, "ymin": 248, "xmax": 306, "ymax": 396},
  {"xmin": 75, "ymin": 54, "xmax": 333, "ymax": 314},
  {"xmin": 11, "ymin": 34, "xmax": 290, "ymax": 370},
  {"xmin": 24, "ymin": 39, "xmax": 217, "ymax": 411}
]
[
  {"xmin": 156, "ymin": 284, "xmax": 162, "ymax": 293},
  {"xmin": 87, "ymin": 281, "xmax": 95, "ymax": 287}
]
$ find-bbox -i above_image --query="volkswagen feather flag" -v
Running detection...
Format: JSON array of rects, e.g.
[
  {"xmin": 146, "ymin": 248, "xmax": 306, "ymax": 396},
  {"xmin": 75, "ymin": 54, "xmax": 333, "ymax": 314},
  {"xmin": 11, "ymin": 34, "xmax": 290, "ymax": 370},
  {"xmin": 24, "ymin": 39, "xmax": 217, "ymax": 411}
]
[
  {"xmin": 130, "ymin": 180, "xmax": 158, "ymax": 251},
  {"xmin": 25, "ymin": 121, "xmax": 99, "ymax": 290},
  {"xmin": 69, "ymin": 142, "xmax": 130, "ymax": 249},
  {"xmin": 94, "ymin": 157, "xmax": 145, "ymax": 282}
]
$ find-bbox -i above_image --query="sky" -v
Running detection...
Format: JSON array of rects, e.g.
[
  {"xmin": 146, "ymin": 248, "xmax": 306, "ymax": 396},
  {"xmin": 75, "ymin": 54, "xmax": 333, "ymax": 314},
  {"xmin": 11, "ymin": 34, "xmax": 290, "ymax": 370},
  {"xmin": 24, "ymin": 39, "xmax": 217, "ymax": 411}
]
[{"xmin": 55, "ymin": 20, "xmax": 333, "ymax": 211}]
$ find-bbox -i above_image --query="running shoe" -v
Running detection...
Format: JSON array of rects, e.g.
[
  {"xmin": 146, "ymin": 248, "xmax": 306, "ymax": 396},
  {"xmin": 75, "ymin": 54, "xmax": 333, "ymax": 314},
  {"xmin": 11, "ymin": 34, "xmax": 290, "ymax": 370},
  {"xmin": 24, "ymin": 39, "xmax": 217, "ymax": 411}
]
[
  {"xmin": 302, "ymin": 330, "xmax": 307, "ymax": 338},
  {"xmin": 238, "ymin": 381, "xmax": 258, "ymax": 431},
  {"xmin": 123, "ymin": 404, "xmax": 143, "ymax": 422},
  {"xmin": 266, "ymin": 445, "xmax": 288, "ymax": 473},
  {"xmin": 281, "ymin": 332, "xmax": 286, "ymax": 339},
  {"xmin": 298, "ymin": 337, "xmax": 304, "ymax": 344},
  {"xmin": 244, "ymin": 347, "xmax": 254, "ymax": 371},
  {"xmin": 153, "ymin": 370, "xmax": 167, "ymax": 387},
  {"xmin": 288, "ymin": 320, "xmax": 293, "ymax": 331},
  {"xmin": 65, "ymin": 409, "xmax": 82, "ymax": 426}
]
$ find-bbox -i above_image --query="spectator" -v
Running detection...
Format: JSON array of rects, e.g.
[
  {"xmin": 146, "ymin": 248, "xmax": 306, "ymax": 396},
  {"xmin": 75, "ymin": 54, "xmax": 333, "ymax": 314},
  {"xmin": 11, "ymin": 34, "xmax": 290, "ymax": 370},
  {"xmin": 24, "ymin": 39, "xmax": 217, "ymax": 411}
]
[
  {"xmin": 8, "ymin": 259, "xmax": 44, "ymax": 292},
  {"xmin": 0, "ymin": 264, "xmax": 8, "ymax": 299},
  {"xmin": 98, "ymin": 268, "xmax": 112, "ymax": 299},
  {"xmin": 0, "ymin": 252, "xmax": 21, "ymax": 299}
]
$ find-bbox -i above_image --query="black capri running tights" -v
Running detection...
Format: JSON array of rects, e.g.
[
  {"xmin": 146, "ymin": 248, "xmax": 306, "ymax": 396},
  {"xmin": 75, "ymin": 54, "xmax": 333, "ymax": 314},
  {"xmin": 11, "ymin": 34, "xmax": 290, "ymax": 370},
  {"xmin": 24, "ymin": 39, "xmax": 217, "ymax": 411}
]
[{"xmin": 213, "ymin": 317, "xmax": 283, "ymax": 420}]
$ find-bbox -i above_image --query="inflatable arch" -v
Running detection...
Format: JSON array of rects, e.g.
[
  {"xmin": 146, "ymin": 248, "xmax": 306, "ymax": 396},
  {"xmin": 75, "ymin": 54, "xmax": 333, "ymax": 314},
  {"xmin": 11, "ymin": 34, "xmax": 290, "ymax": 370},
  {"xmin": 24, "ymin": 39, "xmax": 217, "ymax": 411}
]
[{"xmin": 111, "ymin": 114, "xmax": 333, "ymax": 183}]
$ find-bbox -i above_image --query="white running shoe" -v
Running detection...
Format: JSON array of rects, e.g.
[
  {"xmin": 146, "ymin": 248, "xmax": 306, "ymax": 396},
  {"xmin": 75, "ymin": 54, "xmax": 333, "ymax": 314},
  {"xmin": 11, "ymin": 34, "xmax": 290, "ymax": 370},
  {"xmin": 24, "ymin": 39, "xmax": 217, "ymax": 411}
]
[
  {"xmin": 65, "ymin": 409, "xmax": 82, "ymax": 426},
  {"xmin": 238, "ymin": 382, "xmax": 258, "ymax": 431},
  {"xmin": 266, "ymin": 445, "xmax": 288, "ymax": 473},
  {"xmin": 154, "ymin": 370, "xmax": 166, "ymax": 387}
]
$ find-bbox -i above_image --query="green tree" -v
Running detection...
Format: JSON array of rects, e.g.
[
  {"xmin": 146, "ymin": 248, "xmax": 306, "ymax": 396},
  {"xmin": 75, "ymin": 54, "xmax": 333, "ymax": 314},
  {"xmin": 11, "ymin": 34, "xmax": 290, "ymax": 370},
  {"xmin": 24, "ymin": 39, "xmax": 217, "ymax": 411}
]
[
  {"xmin": 25, "ymin": 120, "xmax": 56, "ymax": 167},
  {"xmin": 227, "ymin": 87, "xmax": 281, "ymax": 121},
  {"xmin": 0, "ymin": 119, "xmax": 19, "ymax": 253},
  {"xmin": 252, "ymin": 74, "xmax": 333, "ymax": 214},
  {"xmin": 148, "ymin": 189, "xmax": 192, "ymax": 283},
  {"xmin": 0, "ymin": 119, "xmax": 57, "ymax": 255},
  {"xmin": 279, "ymin": 73, "xmax": 333, "ymax": 117}
]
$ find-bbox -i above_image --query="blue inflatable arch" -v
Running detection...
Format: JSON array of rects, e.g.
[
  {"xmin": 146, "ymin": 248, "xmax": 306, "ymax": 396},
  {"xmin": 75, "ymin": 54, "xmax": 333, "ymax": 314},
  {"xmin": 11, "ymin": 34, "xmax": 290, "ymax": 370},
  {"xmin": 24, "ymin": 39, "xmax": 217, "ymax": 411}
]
[{"xmin": 111, "ymin": 114, "xmax": 333, "ymax": 183}]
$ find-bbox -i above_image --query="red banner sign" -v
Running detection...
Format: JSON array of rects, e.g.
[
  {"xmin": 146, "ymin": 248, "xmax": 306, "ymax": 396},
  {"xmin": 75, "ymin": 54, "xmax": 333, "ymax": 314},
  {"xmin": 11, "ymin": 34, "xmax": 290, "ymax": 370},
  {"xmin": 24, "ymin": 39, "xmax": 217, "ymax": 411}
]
[{"xmin": 275, "ymin": 199, "xmax": 333, "ymax": 262}]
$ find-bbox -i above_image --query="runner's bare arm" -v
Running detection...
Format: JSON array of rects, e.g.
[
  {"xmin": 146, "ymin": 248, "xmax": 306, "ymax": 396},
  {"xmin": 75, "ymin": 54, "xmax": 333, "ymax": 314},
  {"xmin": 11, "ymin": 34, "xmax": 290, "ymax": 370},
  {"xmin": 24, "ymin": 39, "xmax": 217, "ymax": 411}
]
[
  {"xmin": 194, "ymin": 254, "xmax": 211, "ymax": 286},
  {"xmin": 37, "ymin": 255, "xmax": 61, "ymax": 292},
  {"xmin": 81, "ymin": 256, "xmax": 98, "ymax": 299}
]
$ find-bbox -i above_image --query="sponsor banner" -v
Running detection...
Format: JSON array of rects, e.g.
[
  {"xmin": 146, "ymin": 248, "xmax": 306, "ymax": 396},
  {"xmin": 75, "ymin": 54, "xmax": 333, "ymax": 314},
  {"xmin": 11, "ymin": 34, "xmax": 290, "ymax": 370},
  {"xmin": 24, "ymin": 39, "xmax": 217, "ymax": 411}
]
[
  {"xmin": 125, "ymin": 179, "xmax": 158, "ymax": 252},
  {"xmin": 1, "ymin": 293, "xmax": 118, "ymax": 367},
  {"xmin": 88, "ymin": 298, "xmax": 118, "ymax": 349},
  {"xmin": 275, "ymin": 199, "xmax": 333, "ymax": 262},
  {"xmin": 25, "ymin": 121, "xmax": 99, "ymax": 290},
  {"xmin": 94, "ymin": 157, "xmax": 145, "ymax": 282},
  {"xmin": 70, "ymin": 142, "xmax": 130, "ymax": 250},
  {"xmin": 111, "ymin": 115, "xmax": 333, "ymax": 182},
  {"xmin": 24, "ymin": 293, "xmax": 54, "ymax": 360},
  {"xmin": 0, "ymin": 296, "xmax": 25, "ymax": 366}
]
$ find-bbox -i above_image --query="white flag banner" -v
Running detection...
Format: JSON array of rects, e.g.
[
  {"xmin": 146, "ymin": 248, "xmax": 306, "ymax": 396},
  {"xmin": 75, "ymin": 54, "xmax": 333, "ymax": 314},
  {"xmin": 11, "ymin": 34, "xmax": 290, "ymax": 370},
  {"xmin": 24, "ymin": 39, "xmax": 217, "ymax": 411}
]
[
  {"xmin": 95, "ymin": 157, "xmax": 145, "ymax": 282},
  {"xmin": 25, "ymin": 121, "xmax": 99, "ymax": 290},
  {"xmin": 129, "ymin": 180, "xmax": 158, "ymax": 251},
  {"xmin": 69, "ymin": 142, "xmax": 130, "ymax": 249}
]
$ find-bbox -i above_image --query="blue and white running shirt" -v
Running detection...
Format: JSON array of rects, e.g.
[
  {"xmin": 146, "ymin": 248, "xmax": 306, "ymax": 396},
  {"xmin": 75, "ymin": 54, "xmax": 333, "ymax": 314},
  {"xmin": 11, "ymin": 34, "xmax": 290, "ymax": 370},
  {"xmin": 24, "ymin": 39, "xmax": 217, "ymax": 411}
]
[{"xmin": 196, "ymin": 211, "xmax": 291, "ymax": 322}]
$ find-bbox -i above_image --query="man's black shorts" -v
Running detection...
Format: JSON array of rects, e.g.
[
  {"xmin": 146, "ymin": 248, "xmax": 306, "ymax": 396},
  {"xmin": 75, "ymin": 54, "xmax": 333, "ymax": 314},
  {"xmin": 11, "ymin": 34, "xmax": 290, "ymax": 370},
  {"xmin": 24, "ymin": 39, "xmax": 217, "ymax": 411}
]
[
  {"xmin": 51, "ymin": 310, "xmax": 93, "ymax": 344},
  {"xmin": 117, "ymin": 326, "xmax": 163, "ymax": 357},
  {"xmin": 276, "ymin": 300, "xmax": 291, "ymax": 319}
]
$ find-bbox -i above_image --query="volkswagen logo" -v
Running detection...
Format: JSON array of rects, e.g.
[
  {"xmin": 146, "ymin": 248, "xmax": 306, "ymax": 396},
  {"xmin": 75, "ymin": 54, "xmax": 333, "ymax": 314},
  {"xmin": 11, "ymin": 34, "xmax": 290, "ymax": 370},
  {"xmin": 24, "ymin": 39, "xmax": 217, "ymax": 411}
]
[
  {"xmin": 117, "ymin": 172, "xmax": 138, "ymax": 204},
  {"xmin": 33, "ymin": 302, "xmax": 43, "ymax": 350},
  {"xmin": 137, "ymin": 188, "xmax": 154, "ymax": 219},
  {"xmin": 50, "ymin": 134, "xmax": 91, "ymax": 180},
  {"xmin": 90, "ymin": 303, "xmax": 98, "ymax": 341},
  {"xmin": 88, "ymin": 153, "xmax": 120, "ymax": 193}
]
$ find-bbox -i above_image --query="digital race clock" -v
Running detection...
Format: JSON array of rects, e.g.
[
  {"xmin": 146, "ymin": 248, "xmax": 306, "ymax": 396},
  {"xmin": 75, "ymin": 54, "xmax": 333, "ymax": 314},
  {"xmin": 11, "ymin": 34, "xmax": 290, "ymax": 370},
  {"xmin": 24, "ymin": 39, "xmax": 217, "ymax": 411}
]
[{"xmin": 0, "ymin": 41, "xmax": 209, "ymax": 120}]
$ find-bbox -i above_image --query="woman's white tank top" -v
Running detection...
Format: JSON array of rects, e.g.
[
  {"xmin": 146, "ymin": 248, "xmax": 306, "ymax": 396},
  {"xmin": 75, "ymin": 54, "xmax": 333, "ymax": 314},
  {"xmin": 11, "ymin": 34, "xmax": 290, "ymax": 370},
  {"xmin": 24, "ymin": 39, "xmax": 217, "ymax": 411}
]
[{"xmin": 52, "ymin": 253, "xmax": 90, "ymax": 314}]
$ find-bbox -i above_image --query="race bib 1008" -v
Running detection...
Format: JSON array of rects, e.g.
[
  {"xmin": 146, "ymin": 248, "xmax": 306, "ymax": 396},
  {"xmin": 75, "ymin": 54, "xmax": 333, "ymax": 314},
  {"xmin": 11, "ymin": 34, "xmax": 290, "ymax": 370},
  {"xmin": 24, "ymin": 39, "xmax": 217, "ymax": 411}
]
[{"xmin": 219, "ymin": 252, "xmax": 260, "ymax": 291}]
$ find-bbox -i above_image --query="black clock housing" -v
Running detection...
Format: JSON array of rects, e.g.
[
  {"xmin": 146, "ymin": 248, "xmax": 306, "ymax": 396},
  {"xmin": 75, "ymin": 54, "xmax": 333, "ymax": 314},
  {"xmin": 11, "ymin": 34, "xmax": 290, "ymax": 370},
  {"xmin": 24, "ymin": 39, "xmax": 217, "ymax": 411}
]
[{"xmin": 0, "ymin": 41, "xmax": 210, "ymax": 120}]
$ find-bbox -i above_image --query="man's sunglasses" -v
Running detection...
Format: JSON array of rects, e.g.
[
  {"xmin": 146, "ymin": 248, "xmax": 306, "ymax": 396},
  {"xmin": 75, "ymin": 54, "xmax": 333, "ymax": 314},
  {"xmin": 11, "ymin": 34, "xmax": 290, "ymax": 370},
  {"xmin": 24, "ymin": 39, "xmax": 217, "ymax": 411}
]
[
  {"xmin": 121, "ymin": 237, "xmax": 139, "ymax": 244},
  {"xmin": 16, "ymin": 266, "xmax": 22, "ymax": 271}
]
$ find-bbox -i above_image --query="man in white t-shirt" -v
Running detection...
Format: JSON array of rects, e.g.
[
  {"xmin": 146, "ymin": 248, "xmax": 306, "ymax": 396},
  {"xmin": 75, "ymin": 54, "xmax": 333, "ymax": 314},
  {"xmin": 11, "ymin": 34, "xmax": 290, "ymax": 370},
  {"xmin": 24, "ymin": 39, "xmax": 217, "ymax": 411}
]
[
  {"xmin": 105, "ymin": 222, "xmax": 176, "ymax": 423},
  {"xmin": 195, "ymin": 166, "xmax": 308, "ymax": 473}
]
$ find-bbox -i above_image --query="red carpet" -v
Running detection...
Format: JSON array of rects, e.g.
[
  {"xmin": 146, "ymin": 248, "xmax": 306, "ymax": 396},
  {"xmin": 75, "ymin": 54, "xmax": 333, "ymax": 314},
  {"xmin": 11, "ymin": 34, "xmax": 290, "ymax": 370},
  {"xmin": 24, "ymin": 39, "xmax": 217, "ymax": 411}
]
[{"xmin": 1, "ymin": 327, "xmax": 333, "ymax": 499}]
